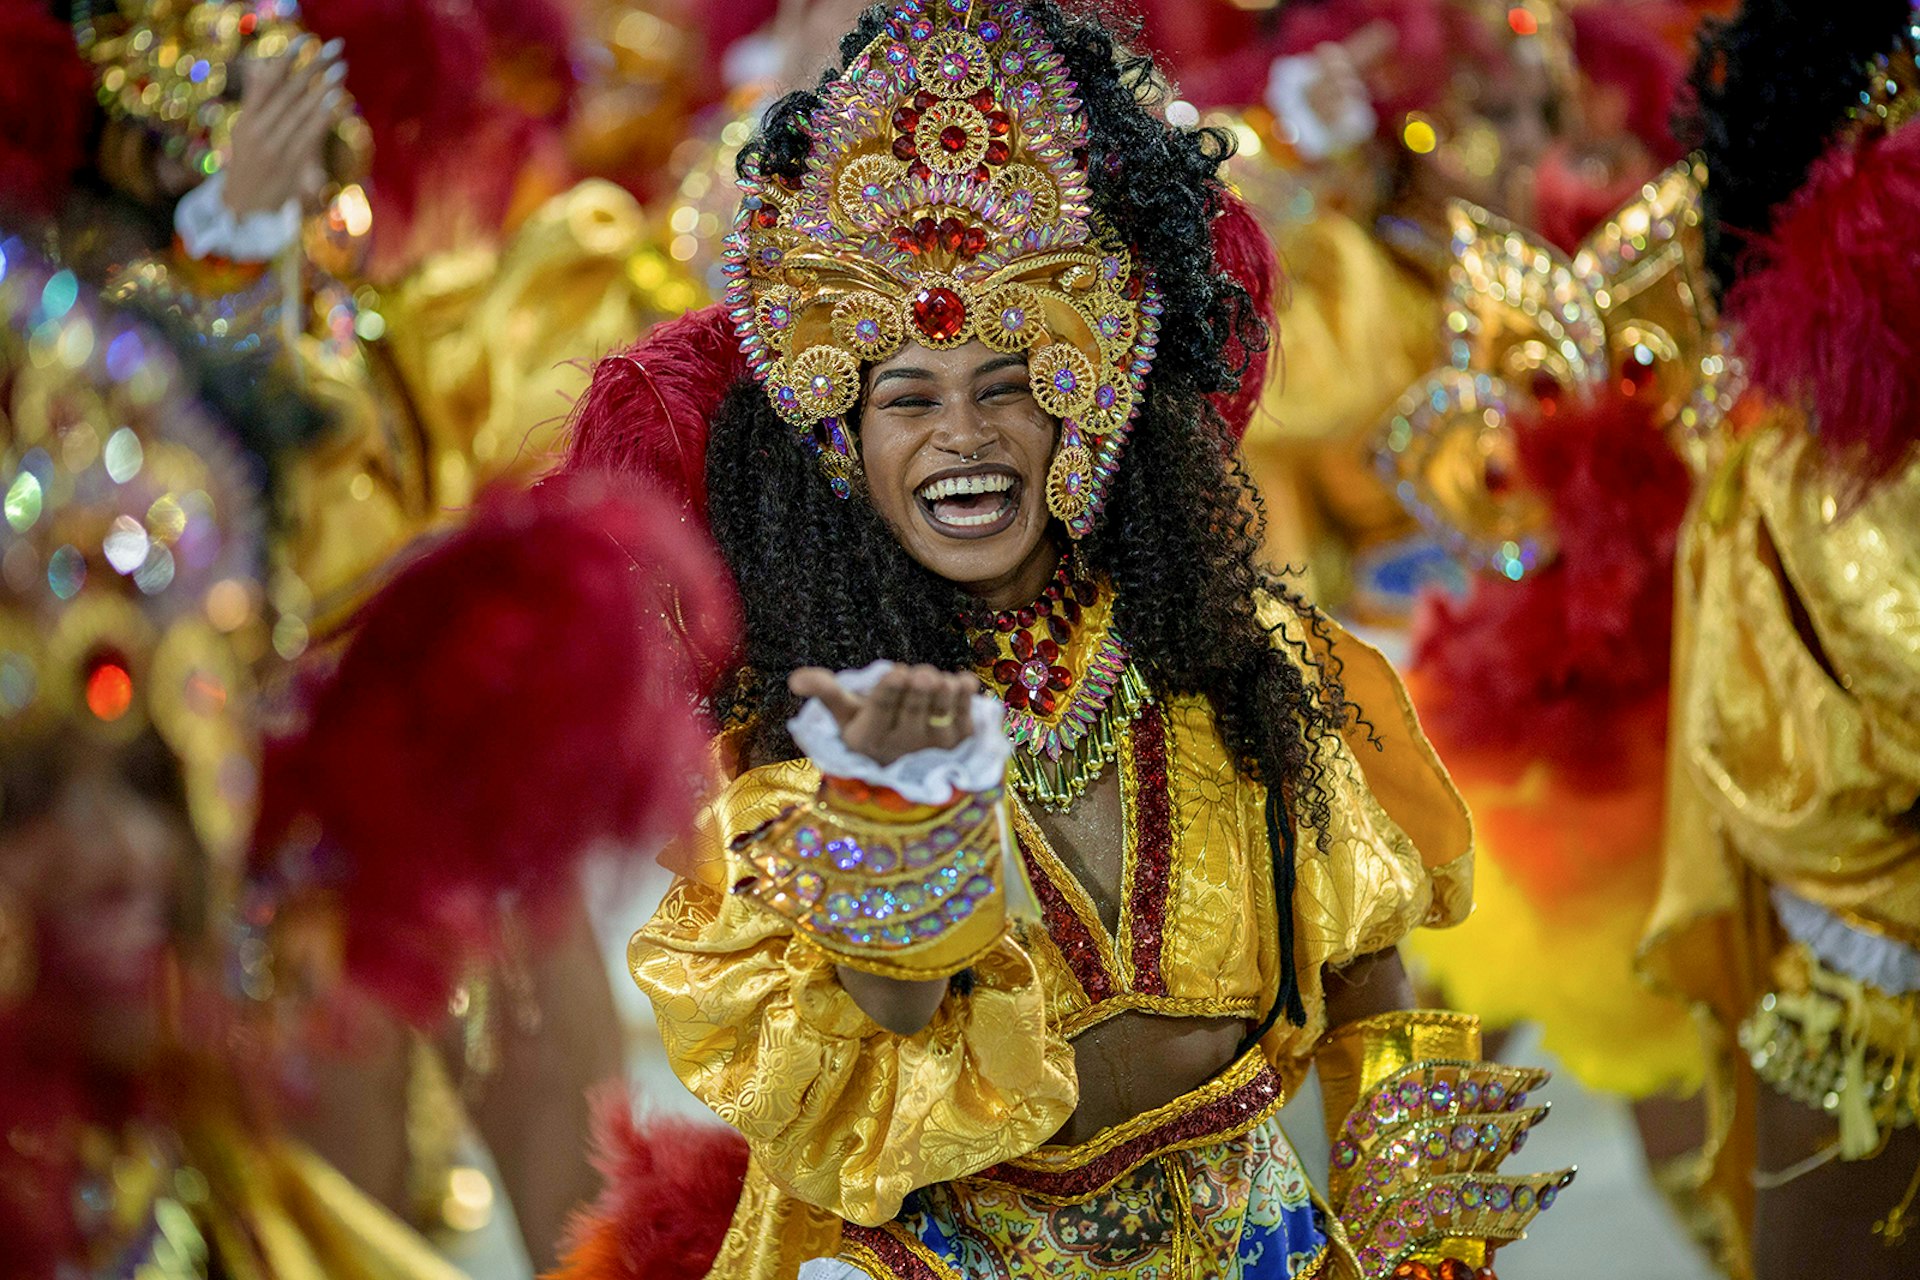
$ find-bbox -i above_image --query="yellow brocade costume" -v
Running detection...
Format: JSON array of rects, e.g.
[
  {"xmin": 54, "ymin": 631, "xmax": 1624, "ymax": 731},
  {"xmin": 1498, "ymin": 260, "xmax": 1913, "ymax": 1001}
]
[
  {"xmin": 1640, "ymin": 409, "xmax": 1920, "ymax": 1273},
  {"xmin": 631, "ymin": 608, "xmax": 1473, "ymax": 1280}
]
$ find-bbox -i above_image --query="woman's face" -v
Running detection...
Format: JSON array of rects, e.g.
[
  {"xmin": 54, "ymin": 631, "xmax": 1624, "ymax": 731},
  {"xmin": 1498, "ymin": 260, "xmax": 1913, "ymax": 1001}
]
[
  {"xmin": 858, "ymin": 339, "xmax": 1061, "ymax": 608},
  {"xmin": 0, "ymin": 736, "xmax": 192, "ymax": 1043}
]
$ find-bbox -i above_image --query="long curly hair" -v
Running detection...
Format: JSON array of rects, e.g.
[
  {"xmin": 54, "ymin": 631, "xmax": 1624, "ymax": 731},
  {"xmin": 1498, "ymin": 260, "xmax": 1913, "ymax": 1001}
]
[
  {"xmin": 1680, "ymin": 0, "xmax": 1915, "ymax": 296},
  {"xmin": 705, "ymin": 4, "xmax": 1354, "ymax": 1020}
]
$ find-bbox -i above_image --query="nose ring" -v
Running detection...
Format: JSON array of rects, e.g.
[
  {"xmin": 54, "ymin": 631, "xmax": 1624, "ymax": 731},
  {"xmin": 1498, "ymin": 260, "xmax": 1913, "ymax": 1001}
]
[{"xmin": 962, "ymin": 449, "xmax": 983, "ymax": 462}]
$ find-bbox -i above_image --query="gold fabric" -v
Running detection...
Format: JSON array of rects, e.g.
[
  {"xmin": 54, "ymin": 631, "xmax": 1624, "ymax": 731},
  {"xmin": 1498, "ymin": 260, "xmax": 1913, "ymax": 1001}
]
[
  {"xmin": 631, "ymin": 602, "xmax": 1472, "ymax": 1280},
  {"xmin": 1641, "ymin": 409, "xmax": 1920, "ymax": 1277},
  {"xmin": 95, "ymin": 1104, "xmax": 465, "ymax": 1280},
  {"xmin": 1313, "ymin": 1010, "xmax": 1483, "ymax": 1155},
  {"xmin": 1241, "ymin": 212, "xmax": 1442, "ymax": 606},
  {"xmin": 123, "ymin": 179, "xmax": 680, "ymax": 628}
]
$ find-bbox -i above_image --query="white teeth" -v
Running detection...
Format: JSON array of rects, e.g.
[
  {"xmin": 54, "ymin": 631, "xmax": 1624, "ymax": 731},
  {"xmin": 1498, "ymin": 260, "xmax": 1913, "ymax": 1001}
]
[
  {"xmin": 934, "ymin": 507, "xmax": 1008, "ymax": 527},
  {"xmin": 916, "ymin": 472, "xmax": 1015, "ymax": 501}
]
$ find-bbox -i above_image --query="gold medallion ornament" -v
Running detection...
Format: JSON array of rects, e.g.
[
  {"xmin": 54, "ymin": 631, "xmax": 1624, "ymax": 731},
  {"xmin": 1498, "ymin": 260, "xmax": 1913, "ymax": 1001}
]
[
  {"xmin": 1376, "ymin": 158, "xmax": 1746, "ymax": 581},
  {"xmin": 966, "ymin": 563, "xmax": 1147, "ymax": 808},
  {"xmin": 725, "ymin": 0, "xmax": 1164, "ymax": 533}
]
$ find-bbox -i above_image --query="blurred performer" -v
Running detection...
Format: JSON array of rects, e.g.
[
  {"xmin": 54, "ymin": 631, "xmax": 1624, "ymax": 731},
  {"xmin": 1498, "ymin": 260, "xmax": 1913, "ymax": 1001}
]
[
  {"xmin": 557, "ymin": 3, "xmax": 1574, "ymax": 1279},
  {"xmin": 0, "ymin": 237, "xmax": 735, "ymax": 1279},
  {"xmin": 1214, "ymin": 1, "xmax": 1684, "ymax": 633},
  {"xmin": 0, "ymin": 239, "xmax": 460, "ymax": 1280},
  {"xmin": 1383, "ymin": 159, "xmax": 1738, "ymax": 1127},
  {"xmin": 1638, "ymin": 3, "xmax": 1920, "ymax": 1277}
]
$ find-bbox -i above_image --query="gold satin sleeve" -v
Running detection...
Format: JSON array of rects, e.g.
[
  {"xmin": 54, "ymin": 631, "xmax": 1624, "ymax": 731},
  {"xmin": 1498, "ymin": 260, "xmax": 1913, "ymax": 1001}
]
[
  {"xmin": 1642, "ymin": 413, "xmax": 1920, "ymax": 1274},
  {"xmin": 1251, "ymin": 595, "xmax": 1476, "ymax": 1081},
  {"xmin": 630, "ymin": 762, "xmax": 1078, "ymax": 1230},
  {"xmin": 1241, "ymin": 211, "xmax": 1442, "ymax": 593}
]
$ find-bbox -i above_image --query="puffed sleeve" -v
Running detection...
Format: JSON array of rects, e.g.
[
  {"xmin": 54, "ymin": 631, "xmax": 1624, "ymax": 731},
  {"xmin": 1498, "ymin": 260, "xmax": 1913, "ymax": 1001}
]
[
  {"xmin": 630, "ymin": 761, "xmax": 1078, "ymax": 1228},
  {"xmin": 1252, "ymin": 594, "xmax": 1476, "ymax": 1075}
]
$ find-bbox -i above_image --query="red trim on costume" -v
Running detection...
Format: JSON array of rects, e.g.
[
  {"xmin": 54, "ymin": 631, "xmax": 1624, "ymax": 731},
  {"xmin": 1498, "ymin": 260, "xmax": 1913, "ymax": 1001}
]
[
  {"xmin": 1126, "ymin": 703, "xmax": 1174, "ymax": 996},
  {"xmin": 1019, "ymin": 834, "xmax": 1119, "ymax": 1003},
  {"xmin": 840, "ymin": 1224, "xmax": 948, "ymax": 1280},
  {"xmin": 971, "ymin": 1061, "xmax": 1283, "ymax": 1202}
]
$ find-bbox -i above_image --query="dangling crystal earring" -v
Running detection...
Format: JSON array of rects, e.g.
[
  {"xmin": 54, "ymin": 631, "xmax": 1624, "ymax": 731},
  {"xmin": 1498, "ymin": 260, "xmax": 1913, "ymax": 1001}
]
[{"xmin": 1045, "ymin": 419, "xmax": 1094, "ymax": 527}]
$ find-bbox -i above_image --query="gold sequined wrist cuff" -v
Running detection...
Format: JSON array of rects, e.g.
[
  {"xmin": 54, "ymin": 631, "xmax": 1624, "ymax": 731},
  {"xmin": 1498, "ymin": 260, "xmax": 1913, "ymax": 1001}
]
[
  {"xmin": 1316, "ymin": 1011, "xmax": 1575, "ymax": 1278},
  {"xmin": 729, "ymin": 785, "xmax": 1009, "ymax": 980}
]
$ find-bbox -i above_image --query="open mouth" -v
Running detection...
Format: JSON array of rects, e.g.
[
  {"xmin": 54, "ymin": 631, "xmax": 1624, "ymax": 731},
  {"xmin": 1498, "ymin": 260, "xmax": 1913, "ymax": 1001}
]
[{"xmin": 914, "ymin": 466, "xmax": 1022, "ymax": 538}]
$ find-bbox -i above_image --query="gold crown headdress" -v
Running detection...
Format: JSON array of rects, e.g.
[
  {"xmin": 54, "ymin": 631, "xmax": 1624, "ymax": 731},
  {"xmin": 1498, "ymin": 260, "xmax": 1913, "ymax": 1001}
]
[
  {"xmin": 0, "ymin": 239, "xmax": 268, "ymax": 863},
  {"xmin": 74, "ymin": 0, "xmax": 328, "ymax": 179},
  {"xmin": 725, "ymin": 0, "xmax": 1161, "ymax": 535},
  {"xmin": 1376, "ymin": 158, "xmax": 1745, "ymax": 579}
]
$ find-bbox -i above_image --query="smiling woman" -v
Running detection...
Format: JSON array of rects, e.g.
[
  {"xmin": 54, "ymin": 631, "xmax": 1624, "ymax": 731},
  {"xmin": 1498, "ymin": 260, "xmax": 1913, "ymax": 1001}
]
[
  {"xmin": 567, "ymin": 2, "xmax": 1573, "ymax": 1278},
  {"xmin": 859, "ymin": 343, "xmax": 1057, "ymax": 603}
]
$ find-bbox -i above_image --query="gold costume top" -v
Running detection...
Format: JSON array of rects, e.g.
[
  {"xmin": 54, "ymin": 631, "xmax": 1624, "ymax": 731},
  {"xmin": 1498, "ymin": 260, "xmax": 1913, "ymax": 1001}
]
[
  {"xmin": 1641, "ymin": 408, "xmax": 1920, "ymax": 1265},
  {"xmin": 1241, "ymin": 211, "xmax": 1445, "ymax": 612},
  {"xmin": 632, "ymin": 604, "xmax": 1473, "ymax": 1279}
]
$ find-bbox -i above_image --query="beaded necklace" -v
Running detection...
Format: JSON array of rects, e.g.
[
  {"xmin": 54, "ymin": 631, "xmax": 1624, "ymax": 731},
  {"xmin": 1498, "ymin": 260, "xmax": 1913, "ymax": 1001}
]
[{"xmin": 965, "ymin": 560, "xmax": 1149, "ymax": 809}]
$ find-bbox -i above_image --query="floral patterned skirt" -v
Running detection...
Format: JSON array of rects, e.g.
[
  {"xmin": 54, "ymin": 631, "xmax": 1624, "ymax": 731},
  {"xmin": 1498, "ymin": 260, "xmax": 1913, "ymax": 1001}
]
[{"xmin": 830, "ymin": 1049, "xmax": 1333, "ymax": 1279}]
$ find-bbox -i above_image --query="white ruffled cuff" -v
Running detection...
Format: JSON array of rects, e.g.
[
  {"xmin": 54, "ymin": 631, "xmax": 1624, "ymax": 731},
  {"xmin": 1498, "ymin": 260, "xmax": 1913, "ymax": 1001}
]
[
  {"xmin": 1265, "ymin": 53, "xmax": 1377, "ymax": 163},
  {"xmin": 1772, "ymin": 886, "xmax": 1920, "ymax": 995},
  {"xmin": 787, "ymin": 660, "xmax": 1010, "ymax": 807},
  {"xmin": 175, "ymin": 172, "xmax": 302, "ymax": 263}
]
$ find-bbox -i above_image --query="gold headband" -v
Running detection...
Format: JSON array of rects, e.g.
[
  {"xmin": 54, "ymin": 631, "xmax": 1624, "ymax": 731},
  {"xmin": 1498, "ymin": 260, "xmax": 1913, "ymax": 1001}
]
[{"xmin": 725, "ymin": 0, "xmax": 1162, "ymax": 535}]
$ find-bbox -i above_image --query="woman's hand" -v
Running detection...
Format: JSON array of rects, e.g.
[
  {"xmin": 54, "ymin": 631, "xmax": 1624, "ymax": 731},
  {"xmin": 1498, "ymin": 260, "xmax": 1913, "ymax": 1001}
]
[
  {"xmin": 788, "ymin": 664, "xmax": 978, "ymax": 766},
  {"xmin": 222, "ymin": 36, "xmax": 346, "ymax": 218}
]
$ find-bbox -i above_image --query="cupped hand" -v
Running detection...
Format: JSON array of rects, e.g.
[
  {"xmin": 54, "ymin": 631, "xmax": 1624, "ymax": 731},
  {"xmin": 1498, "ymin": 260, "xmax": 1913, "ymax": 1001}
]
[
  {"xmin": 789, "ymin": 664, "xmax": 980, "ymax": 767},
  {"xmin": 222, "ymin": 35, "xmax": 348, "ymax": 218}
]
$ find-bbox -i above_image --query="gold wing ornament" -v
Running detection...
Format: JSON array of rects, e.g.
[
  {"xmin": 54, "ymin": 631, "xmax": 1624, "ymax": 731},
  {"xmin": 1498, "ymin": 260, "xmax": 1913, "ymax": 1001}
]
[{"xmin": 1377, "ymin": 158, "xmax": 1745, "ymax": 580}]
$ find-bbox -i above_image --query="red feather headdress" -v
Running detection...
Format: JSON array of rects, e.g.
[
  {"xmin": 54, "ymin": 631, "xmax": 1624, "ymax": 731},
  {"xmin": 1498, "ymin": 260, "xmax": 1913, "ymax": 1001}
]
[
  {"xmin": 1723, "ymin": 119, "xmax": 1920, "ymax": 487},
  {"xmin": 563, "ymin": 305, "xmax": 747, "ymax": 524},
  {"xmin": 1411, "ymin": 388, "xmax": 1691, "ymax": 772}
]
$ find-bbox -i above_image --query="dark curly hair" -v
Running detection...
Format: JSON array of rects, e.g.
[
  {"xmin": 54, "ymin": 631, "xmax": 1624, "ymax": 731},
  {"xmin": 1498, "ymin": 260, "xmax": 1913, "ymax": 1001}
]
[
  {"xmin": 707, "ymin": 1, "xmax": 1353, "ymax": 1025},
  {"xmin": 1681, "ymin": 0, "xmax": 1914, "ymax": 296}
]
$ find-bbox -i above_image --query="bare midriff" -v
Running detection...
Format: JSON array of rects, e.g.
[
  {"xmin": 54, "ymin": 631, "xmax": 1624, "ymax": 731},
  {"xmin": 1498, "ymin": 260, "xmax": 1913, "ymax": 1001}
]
[{"xmin": 1054, "ymin": 1010, "xmax": 1252, "ymax": 1145}]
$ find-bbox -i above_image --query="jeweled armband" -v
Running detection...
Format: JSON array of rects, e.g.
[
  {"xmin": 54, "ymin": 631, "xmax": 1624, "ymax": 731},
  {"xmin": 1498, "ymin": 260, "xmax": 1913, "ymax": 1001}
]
[
  {"xmin": 729, "ymin": 782, "xmax": 1011, "ymax": 981},
  {"xmin": 1317, "ymin": 1013, "xmax": 1575, "ymax": 1279}
]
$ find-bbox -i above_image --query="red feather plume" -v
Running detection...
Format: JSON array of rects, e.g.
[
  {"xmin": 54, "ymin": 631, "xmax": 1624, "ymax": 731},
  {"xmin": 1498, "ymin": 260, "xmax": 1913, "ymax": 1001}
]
[
  {"xmin": 563, "ymin": 305, "xmax": 748, "ymax": 524},
  {"xmin": 0, "ymin": 0, "xmax": 93, "ymax": 219},
  {"xmin": 1723, "ymin": 121, "xmax": 1920, "ymax": 488},
  {"xmin": 552, "ymin": 1090, "xmax": 750, "ymax": 1280},
  {"xmin": 1211, "ymin": 191, "xmax": 1283, "ymax": 441},
  {"xmin": 265, "ymin": 474, "xmax": 738, "ymax": 1023},
  {"xmin": 1411, "ymin": 387, "xmax": 1691, "ymax": 774}
]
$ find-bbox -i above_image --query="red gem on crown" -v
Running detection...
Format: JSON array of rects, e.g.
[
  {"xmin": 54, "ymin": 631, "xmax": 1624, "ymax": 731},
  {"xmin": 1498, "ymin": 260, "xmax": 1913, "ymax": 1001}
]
[{"xmin": 911, "ymin": 286, "xmax": 967, "ymax": 342}]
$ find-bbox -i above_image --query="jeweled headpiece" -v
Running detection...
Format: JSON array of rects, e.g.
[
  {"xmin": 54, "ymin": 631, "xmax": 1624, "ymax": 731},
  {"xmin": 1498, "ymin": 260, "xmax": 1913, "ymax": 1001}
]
[
  {"xmin": 0, "ymin": 240, "xmax": 267, "ymax": 862},
  {"xmin": 725, "ymin": 0, "xmax": 1162, "ymax": 535},
  {"xmin": 74, "ymin": 0, "xmax": 320, "ymax": 179},
  {"xmin": 1377, "ymin": 159, "xmax": 1744, "ymax": 579}
]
